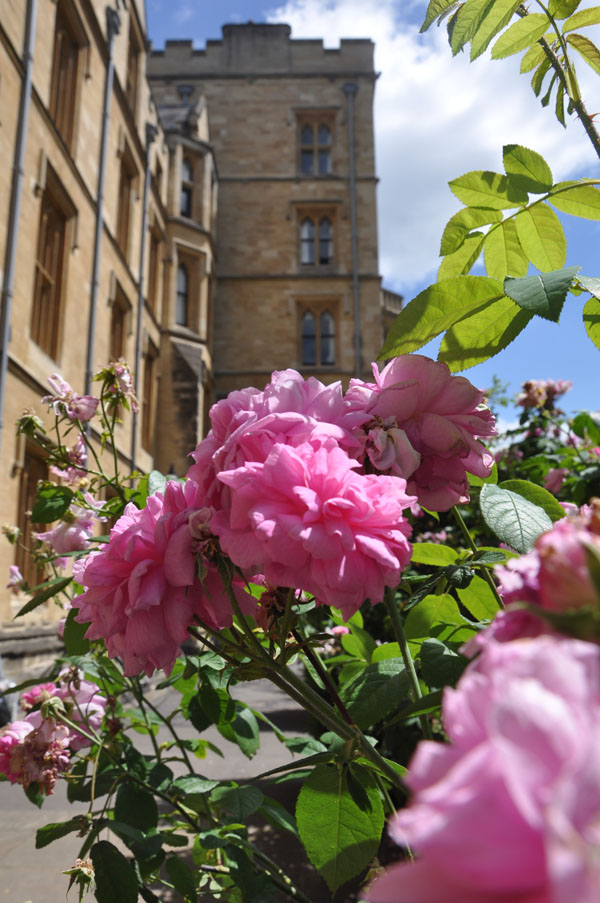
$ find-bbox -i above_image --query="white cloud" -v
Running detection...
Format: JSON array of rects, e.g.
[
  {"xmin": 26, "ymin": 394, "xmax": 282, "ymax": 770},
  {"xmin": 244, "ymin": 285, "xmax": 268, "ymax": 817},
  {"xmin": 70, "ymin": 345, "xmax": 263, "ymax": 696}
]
[
  {"xmin": 174, "ymin": 2, "xmax": 195, "ymax": 25},
  {"xmin": 266, "ymin": 0, "xmax": 600, "ymax": 293}
]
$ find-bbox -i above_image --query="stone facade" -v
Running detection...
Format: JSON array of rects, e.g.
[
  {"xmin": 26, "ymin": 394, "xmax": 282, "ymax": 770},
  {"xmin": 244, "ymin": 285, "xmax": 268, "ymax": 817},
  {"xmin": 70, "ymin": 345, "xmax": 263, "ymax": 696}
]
[
  {"xmin": 148, "ymin": 23, "xmax": 392, "ymax": 398},
  {"xmin": 0, "ymin": 11, "xmax": 399, "ymax": 635}
]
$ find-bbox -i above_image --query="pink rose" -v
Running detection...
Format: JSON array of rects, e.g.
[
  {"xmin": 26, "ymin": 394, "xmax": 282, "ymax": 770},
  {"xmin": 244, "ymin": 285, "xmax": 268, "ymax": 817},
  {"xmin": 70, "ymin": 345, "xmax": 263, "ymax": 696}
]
[
  {"xmin": 0, "ymin": 713, "xmax": 70, "ymax": 794},
  {"xmin": 544, "ymin": 467, "xmax": 568, "ymax": 494},
  {"xmin": 74, "ymin": 480, "xmax": 256, "ymax": 676},
  {"xmin": 366, "ymin": 636, "xmax": 600, "ymax": 903},
  {"xmin": 6, "ymin": 565, "xmax": 24, "ymax": 590},
  {"xmin": 346, "ymin": 356, "xmax": 495, "ymax": 511},
  {"xmin": 42, "ymin": 374, "xmax": 98, "ymax": 422},
  {"xmin": 212, "ymin": 439, "xmax": 415, "ymax": 619}
]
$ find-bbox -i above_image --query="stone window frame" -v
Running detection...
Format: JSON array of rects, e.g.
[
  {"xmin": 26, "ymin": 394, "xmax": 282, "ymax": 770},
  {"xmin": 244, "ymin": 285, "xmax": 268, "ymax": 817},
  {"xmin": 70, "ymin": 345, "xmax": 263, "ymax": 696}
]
[
  {"xmin": 296, "ymin": 110, "xmax": 336, "ymax": 176},
  {"xmin": 48, "ymin": 0, "xmax": 89, "ymax": 153},
  {"xmin": 30, "ymin": 164, "xmax": 76, "ymax": 361},
  {"xmin": 15, "ymin": 439, "xmax": 49, "ymax": 587},
  {"xmin": 108, "ymin": 277, "xmax": 133, "ymax": 363},
  {"xmin": 296, "ymin": 204, "xmax": 337, "ymax": 269},
  {"xmin": 146, "ymin": 220, "xmax": 163, "ymax": 318},
  {"xmin": 180, "ymin": 156, "xmax": 194, "ymax": 218},
  {"xmin": 125, "ymin": 14, "xmax": 143, "ymax": 120},
  {"xmin": 296, "ymin": 298, "xmax": 339, "ymax": 369},
  {"xmin": 116, "ymin": 139, "xmax": 139, "ymax": 261},
  {"xmin": 141, "ymin": 338, "xmax": 159, "ymax": 454},
  {"xmin": 174, "ymin": 247, "xmax": 205, "ymax": 333}
]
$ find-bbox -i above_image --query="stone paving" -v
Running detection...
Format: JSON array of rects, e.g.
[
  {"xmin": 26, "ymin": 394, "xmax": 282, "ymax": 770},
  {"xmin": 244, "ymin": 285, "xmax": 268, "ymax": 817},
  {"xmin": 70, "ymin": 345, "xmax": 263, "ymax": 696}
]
[{"xmin": 0, "ymin": 677, "xmax": 339, "ymax": 903}]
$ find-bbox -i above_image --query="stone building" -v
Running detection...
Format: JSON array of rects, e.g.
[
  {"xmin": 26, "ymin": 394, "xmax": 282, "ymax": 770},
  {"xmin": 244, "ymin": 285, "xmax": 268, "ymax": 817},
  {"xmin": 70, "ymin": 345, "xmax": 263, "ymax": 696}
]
[
  {"xmin": 148, "ymin": 23, "xmax": 394, "ymax": 399},
  {"xmin": 0, "ymin": 0, "xmax": 216, "ymax": 641},
  {"xmin": 0, "ymin": 7, "xmax": 399, "ymax": 662}
]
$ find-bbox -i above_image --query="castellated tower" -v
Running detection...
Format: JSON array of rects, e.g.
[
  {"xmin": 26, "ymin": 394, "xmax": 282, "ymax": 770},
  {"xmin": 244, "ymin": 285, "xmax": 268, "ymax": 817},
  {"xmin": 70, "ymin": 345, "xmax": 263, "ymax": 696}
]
[{"xmin": 148, "ymin": 23, "xmax": 386, "ymax": 399}]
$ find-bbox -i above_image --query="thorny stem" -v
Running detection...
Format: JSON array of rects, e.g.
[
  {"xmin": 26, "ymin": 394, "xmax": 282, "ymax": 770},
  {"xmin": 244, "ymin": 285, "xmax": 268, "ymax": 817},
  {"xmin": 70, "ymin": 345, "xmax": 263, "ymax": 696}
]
[
  {"xmin": 451, "ymin": 505, "xmax": 505, "ymax": 610},
  {"xmin": 519, "ymin": 3, "xmax": 600, "ymax": 160},
  {"xmin": 384, "ymin": 587, "xmax": 433, "ymax": 741},
  {"xmin": 291, "ymin": 626, "xmax": 355, "ymax": 727}
]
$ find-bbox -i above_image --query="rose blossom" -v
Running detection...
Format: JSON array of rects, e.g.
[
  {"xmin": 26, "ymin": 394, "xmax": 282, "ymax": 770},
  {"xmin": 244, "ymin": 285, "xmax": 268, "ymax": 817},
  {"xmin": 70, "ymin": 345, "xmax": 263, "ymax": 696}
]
[
  {"xmin": 42, "ymin": 374, "xmax": 98, "ymax": 422},
  {"xmin": 346, "ymin": 355, "xmax": 496, "ymax": 511},
  {"xmin": 366, "ymin": 636, "xmax": 600, "ymax": 903},
  {"xmin": 6, "ymin": 564, "xmax": 24, "ymax": 590},
  {"xmin": 544, "ymin": 467, "xmax": 568, "ymax": 494},
  {"xmin": 0, "ymin": 713, "xmax": 70, "ymax": 794},
  {"xmin": 74, "ymin": 479, "xmax": 256, "ymax": 676},
  {"xmin": 212, "ymin": 439, "xmax": 415, "ymax": 618},
  {"xmin": 53, "ymin": 671, "xmax": 106, "ymax": 750},
  {"xmin": 187, "ymin": 368, "xmax": 367, "ymax": 511},
  {"xmin": 50, "ymin": 435, "xmax": 88, "ymax": 484}
]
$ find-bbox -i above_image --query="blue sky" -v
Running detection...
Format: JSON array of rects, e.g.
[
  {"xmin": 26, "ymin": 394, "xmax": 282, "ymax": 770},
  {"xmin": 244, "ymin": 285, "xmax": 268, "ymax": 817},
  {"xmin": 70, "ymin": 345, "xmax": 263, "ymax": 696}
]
[{"xmin": 146, "ymin": 0, "xmax": 600, "ymax": 417}]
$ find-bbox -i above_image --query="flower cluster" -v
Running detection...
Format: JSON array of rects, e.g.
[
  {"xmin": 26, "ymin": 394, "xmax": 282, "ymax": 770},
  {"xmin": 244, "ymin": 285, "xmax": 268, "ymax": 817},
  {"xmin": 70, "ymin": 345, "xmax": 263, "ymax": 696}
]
[
  {"xmin": 41, "ymin": 375, "xmax": 98, "ymax": 422},
  {"xmin": 74, "ymin": 357, "xmax": 494, "ymax": 673},
  {"xmin": 0, "ymin": 670, "xmax": 106, "ymax": 795},
  {"xmin": 516, "ymin": 377, "xmax": 572, "ymax": 411},
  {"xmin": 35, "ymin": 493, "xmax": 106, "ymax": 564},
  {"xmin": 93, "ymin": 359, "xmax": 139, "ymax": 414},
  {"xmin": 367, "ymin": 635, "xmax": 600, "ymax": 903},
  {"xmin": 50, "ymin": 435, "xmax": 88, "ymax": 485}
]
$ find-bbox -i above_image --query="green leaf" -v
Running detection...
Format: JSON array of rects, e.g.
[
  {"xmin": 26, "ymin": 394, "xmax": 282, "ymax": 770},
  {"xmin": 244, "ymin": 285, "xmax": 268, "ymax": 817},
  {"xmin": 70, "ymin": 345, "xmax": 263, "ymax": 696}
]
[
  {"xmin": 218, "ymin": 705, "xmax": 260, "ymax": 759},
  {"xmin": 296, "ymin": 764, "xmax": 384, "ymax": 894},
  {"xmin": 520, "ymin": 40, "xmax": 547, "ymax": 72},
  {"xmin": 341, "ymin": 623, "xmax": 376, "ymax": 663},
  {"xmin": 211, "ymin": 784, "xmax": 264, "ymax": 820},
  {"xmin": 580, "ymin": 275, "xmax": 600, "ymax": 298},
  {"xmin": 378, "ymin": 276, "xmax": 504, "ymax": 360},
  {"xmin": 531, "ymin": 56, "xmax": 552, "ymax": 98},
  {"xmin": 499, "ymin": 479, "xmax": 566, "ymax": 521},
  {"xmin": 259, "ymin": 797, "xmax": 298, "ymax": 836},
  {"xmin": 388, "ymin": 690, "xmax": 444, "ymax": 725},
  {"xmin": 449, "ymin": 171, "xmax": 529, "ymax": 209},
  {"xmin": 36, "ymin": 817, "xmax": 87, "ymax": 849},
  {"xmin": 458, "ymin": 574, "xmax": 502, "ymax": 619},
  {"xmin": 550, "ymin": 0, "xmax": 582, "ymax": 18},
  {"xmin": 166, "ymin": 857, "xmax": 197, "ymax": 903},
  {"xmin": 449, "ymin": 0, "xmax": 496, "ymax": 55},
  {"xmin": 571, "ymin": 411, "xmax": 600, "ymax": 444},
  {"xmin": 438, "ymin": 295, "xmax": 533, "ymax": 370},
  {"xmin": 566, "ymin": 32, "xmax": 600, "ymax": 73},
  {"xmin": 421, "ymin": 0, "xmax": 460, "ymax": 32},
  {"xmin": 410, "ymin": 543, "xmax": 459, "ymax": 566},
  {"xmin": 371, "ymin": 642, "xmax": 401, "ymax": 663},
  {"xmin": 90, "ymin": 841, "xmax": 139, "ymax": 903},
  {"xmin": 438, "ymin": 233, "xmax": 485, "ymax": 278},
  {"xmin": 480, "ymin": 483, "xmax": 552, "ymax": 552},
  {"xmin": 492, "ymin": 13, "xmax": 550, "ymax": 58},
  {"xmin": 147, "ymin": 470, "xmax": 167, "ymax": 496},
  {"xmin": 114, "ymin": 783, "xmax": 158, "ymax": 833},
  {"xmin": 31, "ymin": 484, "xmax": 74, "ymax": 523},
  {"xmin": 555, "ymin": 83, "xmax": 567, "ymax": 126},
  {"xmin": 440, "ymin": 207, "xmax": 502, "ymax": 255},
  {"xmin": 15, "ymin": 576, "xmax": 73, "ymax": 618},
  {"xmin": 503, "ymin": 144, "xmax": 553, "ymax": 193},
  {"xmin": 340, "ymin": 659, "xmax": 409, "ymax": 729},
  {"xmin": 583, "ymin": 294, "xmax": 600, "ymax": 350},
  {"xmin": 173, "ymin": 774, "xmax": 220, "ymax": 796},
  {"xmin": 468, "ymin": 460, "xmax": 499, "ymax": 487},
  {"xmin": 63, "ymin": 608, "xmax": 90, "ymax": 655},
  {"xmin": 514, "ymin": 203, "xmax": 566, "ymax": 271},
  {"xmin": 504, "ymin": 266, "xmax": 579, "ymax": 322},
  {"xmin": 405, "ymin": 594, "xmax": 469, "ymax": 641},
  {"xmin": 420, "ymin": 638, "xmax": 468, "ymax": 688},
  {"xmin": 484, "ymin": 219, "xmax": 529, "ymax": 279},
  {"xmin": 470, "ymin": 0, "xmax": 523, "ymax": 61},
  {"xmin": 549, "ymin": 184, "xmax": 600, "ymax": 219},
  {"xmin": 563, "ymin": 6, "xmax": 600, "ymax": 32}
]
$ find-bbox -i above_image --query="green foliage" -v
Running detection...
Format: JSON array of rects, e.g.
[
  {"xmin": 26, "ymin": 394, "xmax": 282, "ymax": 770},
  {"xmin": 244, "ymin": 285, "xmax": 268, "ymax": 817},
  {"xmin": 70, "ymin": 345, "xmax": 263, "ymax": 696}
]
[
  {"xmin": 499, "ymin": 479, "xmax": 566, "ymax": 521},
  {"xmin": 63, "ymin": 608, "xmax": 90, "ymax": 655},
  {"xmin": 296, "ymin": 764, "xmax": 384, "ymax": 894},
  {"xmin": 90, "ymin": 841, "xmax": 139, "ymax": 903},
  {"xmin": 115, "ymin": 783, "xmax": 159, "ymax": 833},
  {"xmin": 504, "ymin": 266, "xmax": 580, "ymax": 322},
  {"xmin": 165, "ymin": 857, "xmax": 197, "ymax": 902},
  {"xmin": 339, "ymin": 658, "xmax": 409, "ymax": 728},
  {"xmin": 420, "ymin": 639, "xmax": 469, "ymax": 688},
  {"xmin": 15, "ymin": 575, "xmax": 73, "ymax": 618},
  {"xmin": 480, "ymin": 483, "xmax": 553, "ymax": 552},
  {"xmin": 31, "ymin": 483, "xmax": 74, "ymax": 523}
]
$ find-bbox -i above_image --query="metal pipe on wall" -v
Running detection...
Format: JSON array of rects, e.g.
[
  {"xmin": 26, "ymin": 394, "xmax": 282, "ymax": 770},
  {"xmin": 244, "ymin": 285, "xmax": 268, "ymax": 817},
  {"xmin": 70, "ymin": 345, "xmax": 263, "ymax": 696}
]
[
  {"xmin": 0, "ymin": 0, "xmax": 38, "ymax": 456},
  {"xmin": 343, "ymin": 82, "xmax": 362, "ymax": 379},
  {"xmin": 130, "ymin": 123, "xmax": 158, "ymax": 473},
  {"xmin": 85, "ymin": 6, "xmax": 121, "ymax": 397}
]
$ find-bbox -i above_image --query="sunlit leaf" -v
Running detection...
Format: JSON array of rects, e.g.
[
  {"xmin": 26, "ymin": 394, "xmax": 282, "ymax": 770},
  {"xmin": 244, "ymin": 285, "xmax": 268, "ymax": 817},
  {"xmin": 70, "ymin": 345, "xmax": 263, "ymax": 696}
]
[
  {"xmin": 563, "ymin": 6, "xmax": 600, "ymax": 32},
  {"xmin": 549, "ymin": 184, "xmax": 600, "ymax": 219},
  {"xmin": 440, "ymin": 206, "xmax": 502, "ymax": 255},
  {"xmin": 492, "ymin": 14, "xmax": 550, "ymax": 58},
  {"xmin": 421, "ymin": 0, "xmax": 461, "ymax": 32},
  {"xmin": 438, "ymin": 233, "xmax": 485, "ymax": 278},
  {"xmin": 550, "ymin": 0, "xmax": 582, "ymax": 18},
  {"xmin": 450, "ymin": 0, "xmax": 496, "ymax": 55},
  {"xmin": 480, "ymin": 484, "xmax": 552, "ymax": 552},
  {"xmin": 438, "ymin": 295, "xmax": 532, "ymax": 370},
  {"xmin": 566, "ymin": 33, "xmax": 600, "ymax": 74},
  {"xmin": 520, "ymin": 40, "xmax": 547, "ymax": 72},
  {"xmin": 583, "ymin": 295, "xmax": 600, "ymax": 350},
  {"xmin": 503, "ymin": 144, "xmax": 553, "ymax": 193},
  {"xmin": 449, "ymin": 171, "xmax": 529, "ymax": 209},
  {"xmin": 499, "ymin": 479, "xmax": 566, "ymax": 521},
  {"xmin": 484, "ymin": 219, "xmax": 529, "ymax": 279},
  {"xmin": 514, "ymin": 204, "xmax": 567, "ymax": 271},
  {"xmin": 378, "ymin": 276, "xmax": 503, "ymax": 360},
  {"xmin": 470, "ymin": 0, "xmax": 523, "ymax": 61}
]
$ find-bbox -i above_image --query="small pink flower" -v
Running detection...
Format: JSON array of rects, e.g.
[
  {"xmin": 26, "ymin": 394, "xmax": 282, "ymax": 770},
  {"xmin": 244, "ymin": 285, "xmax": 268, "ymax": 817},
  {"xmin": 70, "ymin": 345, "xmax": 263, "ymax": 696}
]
[
  {"xmin": 544, "ymin": 467, "xmax": 568, "ymax": 494},
  {"xmin": 6, "ymin": 565, "xmax": 23, "ymax": 590},
  {"xmin": 0, "ymin": 713, "xmax": 70, "ymax": 794},
  {"xmin": 50, "ymin": 436, "xmax": 88, "ymax": 484},
  {"xmin": 331, "ymin": 625, "xmax": 350, "ymax": 636},
  {"xmin": 35, "ymin": 503, "xmax": 98, "ymax": 556},
  {"xmin": 21, "ymin": 684, "xmax": 56, "ymax": 713},
  {"xmin": 42, "ymin": 374, "xmax": 98, "ymax": 422}
]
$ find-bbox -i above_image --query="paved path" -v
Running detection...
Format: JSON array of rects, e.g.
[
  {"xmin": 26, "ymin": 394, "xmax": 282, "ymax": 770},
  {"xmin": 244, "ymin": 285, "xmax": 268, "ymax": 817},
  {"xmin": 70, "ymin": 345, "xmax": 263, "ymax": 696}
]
[{"xmin": 0, "ymin": 677, "xmax": 338, "ymax": 903}]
